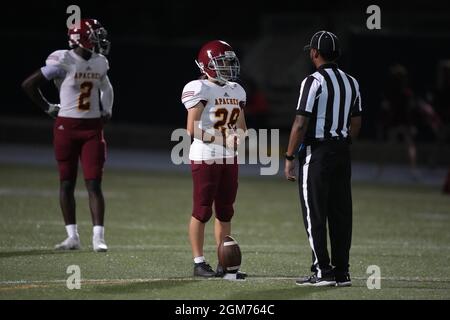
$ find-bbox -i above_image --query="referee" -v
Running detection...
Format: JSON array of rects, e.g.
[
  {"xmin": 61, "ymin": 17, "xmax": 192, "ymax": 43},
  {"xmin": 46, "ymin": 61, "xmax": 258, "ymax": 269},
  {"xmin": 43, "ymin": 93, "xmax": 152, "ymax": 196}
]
[{"xmin": 284, "ymin": 31, "xmax": 362, "ymax": 287}]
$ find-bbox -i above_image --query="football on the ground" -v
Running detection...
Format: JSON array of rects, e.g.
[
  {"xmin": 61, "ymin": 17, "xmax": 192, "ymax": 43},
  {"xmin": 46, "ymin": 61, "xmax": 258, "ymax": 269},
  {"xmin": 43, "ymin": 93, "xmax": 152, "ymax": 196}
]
[{"xmin": 218, "ymin": 235, "xmax": 242, "ymax": 273}]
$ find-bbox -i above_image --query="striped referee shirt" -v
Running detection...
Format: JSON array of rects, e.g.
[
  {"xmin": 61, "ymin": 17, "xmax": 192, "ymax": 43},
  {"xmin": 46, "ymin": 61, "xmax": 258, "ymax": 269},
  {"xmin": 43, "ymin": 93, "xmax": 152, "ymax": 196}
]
[{"xmin": 296, "ymin": 63, "xmax": 362, "ymax": 142}]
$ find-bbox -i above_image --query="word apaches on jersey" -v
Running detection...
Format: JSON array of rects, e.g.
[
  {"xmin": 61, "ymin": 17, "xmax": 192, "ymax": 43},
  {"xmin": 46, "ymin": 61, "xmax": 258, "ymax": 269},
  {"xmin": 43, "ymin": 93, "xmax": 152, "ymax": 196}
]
[
  {"xmin": 74, "ymin": 72, "xmax": 101, "ymax": 80},
  {"xmin": 215, "ymin": 98, "xmax": 239, "ymax": 106}
]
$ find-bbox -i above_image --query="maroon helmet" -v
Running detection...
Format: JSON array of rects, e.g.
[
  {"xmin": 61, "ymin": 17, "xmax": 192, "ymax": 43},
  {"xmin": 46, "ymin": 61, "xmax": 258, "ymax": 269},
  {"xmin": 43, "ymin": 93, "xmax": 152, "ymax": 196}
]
[
  {"xmin": 68, "ymin": 19, "xmax": 110, "ymax": 55},
  {"xmin": 195, "ymin": 40, "xmax": 240, "ymax": 83}
]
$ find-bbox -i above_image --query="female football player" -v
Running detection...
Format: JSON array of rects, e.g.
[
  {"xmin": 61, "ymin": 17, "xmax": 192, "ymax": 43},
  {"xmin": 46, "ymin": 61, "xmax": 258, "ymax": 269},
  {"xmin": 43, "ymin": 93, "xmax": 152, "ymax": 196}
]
[
  {"xmin": 22, "ymin": 19, "xmax": 113, "ymax": 252},
  {"xmin": 181, "ymin": 40, "xmax": 248, "ymax": 278}
]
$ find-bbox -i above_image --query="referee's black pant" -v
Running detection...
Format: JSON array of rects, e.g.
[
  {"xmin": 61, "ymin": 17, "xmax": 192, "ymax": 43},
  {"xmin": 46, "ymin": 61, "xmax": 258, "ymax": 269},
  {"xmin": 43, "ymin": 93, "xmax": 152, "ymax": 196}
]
[{"xmin": 297, "ymin": 140, "xmax": 352, "ymax": 277}]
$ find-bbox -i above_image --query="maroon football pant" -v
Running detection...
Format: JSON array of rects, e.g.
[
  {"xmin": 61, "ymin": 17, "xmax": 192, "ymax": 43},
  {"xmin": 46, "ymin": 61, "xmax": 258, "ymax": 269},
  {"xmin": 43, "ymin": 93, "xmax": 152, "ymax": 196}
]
[
  {"xmin": 53, "ymin": 117, "xmax": 106, "ymax": 181},
  {"xmin": 190, "ymin": 158, "xmax": 238, "ymax": 223}
]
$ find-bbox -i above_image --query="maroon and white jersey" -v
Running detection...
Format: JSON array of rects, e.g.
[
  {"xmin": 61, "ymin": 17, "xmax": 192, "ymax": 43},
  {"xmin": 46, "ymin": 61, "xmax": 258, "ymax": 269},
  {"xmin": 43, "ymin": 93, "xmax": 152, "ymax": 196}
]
[
  {"xmin": 42, "ymin": 49, "xmax": 110, "ymax": 118},
  {"xmin": 181, "ymin": 79, "xmax": 246, "ymax": 161}
]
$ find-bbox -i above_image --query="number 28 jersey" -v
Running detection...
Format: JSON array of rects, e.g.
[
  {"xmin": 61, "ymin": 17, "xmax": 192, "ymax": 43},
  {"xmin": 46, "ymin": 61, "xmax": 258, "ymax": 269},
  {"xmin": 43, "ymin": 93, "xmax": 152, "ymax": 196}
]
[
  {"xmin": 42, "ymin": 49, "xmax": 109, "ymax": 119},
  {"xmin": 181, "ymin": 79, "xmax": 246, "ymax": 161}
]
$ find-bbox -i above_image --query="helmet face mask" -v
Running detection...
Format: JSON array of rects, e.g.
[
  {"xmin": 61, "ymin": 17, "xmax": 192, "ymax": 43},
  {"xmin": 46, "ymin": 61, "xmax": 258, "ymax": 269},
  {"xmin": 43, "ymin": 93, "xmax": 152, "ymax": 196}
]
[
  {"xmin": 207, "ymin": 51, "xmax": 240, "ymax": 82},
  {"xmin": 90, "ymin": 26, "xmax": 111, "ymax": 55},
  {"xmin": 68, "ymin": 19, "xmax": 111, "ymax": 55},
  {"xmin": 196, "ymin": 40, "xmax": 240, "ymax": 83}
]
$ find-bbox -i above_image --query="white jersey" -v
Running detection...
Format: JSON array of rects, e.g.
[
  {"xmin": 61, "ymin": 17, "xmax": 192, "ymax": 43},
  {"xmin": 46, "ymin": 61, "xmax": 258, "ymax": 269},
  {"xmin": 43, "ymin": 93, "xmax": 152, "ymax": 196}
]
[
  {"xmin": 42, "ymin": 49, "xmax": 109, "ymax": 118},
  {"xmin": 181, "ymin": 79, "xmax": 246, "ymax": 161}
]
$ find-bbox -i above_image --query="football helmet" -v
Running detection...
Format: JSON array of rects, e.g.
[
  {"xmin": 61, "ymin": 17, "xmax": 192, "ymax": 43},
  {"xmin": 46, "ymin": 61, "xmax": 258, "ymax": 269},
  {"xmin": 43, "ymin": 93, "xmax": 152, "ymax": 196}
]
[
  {"xmin": 195, "ymin": 40, "xmax": 240, "ymax": 83},
  {"xmin": 68, "ymin": 19, "xmax": 110, "ymax": 55}
]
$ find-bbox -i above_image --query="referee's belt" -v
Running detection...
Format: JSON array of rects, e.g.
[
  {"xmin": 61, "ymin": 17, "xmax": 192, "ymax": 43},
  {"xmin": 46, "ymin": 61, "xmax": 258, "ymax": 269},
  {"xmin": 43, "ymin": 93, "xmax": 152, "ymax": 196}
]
[{"xmin": 307, "ymin": 136, "xmax": 351, "ymax": 144}]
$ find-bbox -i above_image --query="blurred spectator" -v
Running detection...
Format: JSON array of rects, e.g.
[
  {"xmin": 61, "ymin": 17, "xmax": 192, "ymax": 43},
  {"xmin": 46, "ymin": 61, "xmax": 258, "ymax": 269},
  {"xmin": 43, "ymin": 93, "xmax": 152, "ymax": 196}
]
[
  {"xmin": 415, "ymin": 93, "xmax": 441, "ymax": 143},
  {"xmin": 377, "ymin": 64, "xmax": 419, "ymax": 178},
  {"xmin": 242, "ymin": 78, "xmax": 269, "ymax": 129},
  {"xmin": 435, "ymin": 61, "xmax": 450, "ymax": 129},
  {"xmin": 443, "ymin": 170, "xmax": 450, "ymax": 194},
  {"xmin": 434, "ymin": 61, "xmax": 450, "ymax": 194}
]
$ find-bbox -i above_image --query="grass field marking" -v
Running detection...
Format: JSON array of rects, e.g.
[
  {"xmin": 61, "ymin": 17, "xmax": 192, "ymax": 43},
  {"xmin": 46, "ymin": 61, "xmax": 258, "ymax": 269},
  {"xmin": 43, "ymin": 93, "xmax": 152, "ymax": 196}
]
[
  {"xmin": 0, "ymin": 278, "xmax": 202, "ymax": 292},
  {"xmin": 0, "ymin": 187, "xmax": 127, "ymax": 198},
  {"xmin": 2, "ymin": 243, "xmax": 450, "ymax": 252},
  {"xmin": 2, "ymin": 275, "xmax": 450, "ymax": 289}
]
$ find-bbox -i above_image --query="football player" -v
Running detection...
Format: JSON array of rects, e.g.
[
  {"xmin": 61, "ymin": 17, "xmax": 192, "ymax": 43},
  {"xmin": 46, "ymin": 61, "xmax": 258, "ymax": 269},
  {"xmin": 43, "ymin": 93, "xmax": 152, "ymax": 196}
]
[
  {"xmin": 22, "ymin": 19, "xmax": 113, "ymax": 252},
  {"xmin": 181, "ymin": 40, "xmax": 248, "ymax": 278}
]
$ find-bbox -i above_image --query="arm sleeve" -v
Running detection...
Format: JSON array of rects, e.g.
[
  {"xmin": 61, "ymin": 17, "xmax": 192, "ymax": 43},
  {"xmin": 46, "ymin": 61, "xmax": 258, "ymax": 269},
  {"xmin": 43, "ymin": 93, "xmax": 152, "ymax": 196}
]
[
  {"xmin": 237, "ymin": 83, "xmax": 246, "ymax": 108},
  {"xmin": 40, "ymin": 65, "xmax": 66, "ymax": 80},
  {"xmin": 296, "ymin": 76, "xmax": 321, "ymax": 116},
  {"xmin": 41, "ymin": 50, "xmax": 69, "ymax": 80},
  {"xmin": 351, "ymin": 79, "xmax": 362, "ymax": 117},
  {"xmin": 181, "ymin": 81, "xmax": 208, "ymax": 109},
  {"xmin": 100, "ymin": 75, "xmax": 114, "ymax": 114}
]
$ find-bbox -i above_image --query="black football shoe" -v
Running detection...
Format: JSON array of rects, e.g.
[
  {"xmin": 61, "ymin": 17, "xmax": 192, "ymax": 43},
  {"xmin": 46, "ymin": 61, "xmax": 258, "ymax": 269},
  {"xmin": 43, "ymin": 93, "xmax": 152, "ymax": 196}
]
[
  {"xmin": 215, "ymin": 264, "xmax": 225, "ymax": 277},
  {"xmin": 296, "ymin": 272, "xmax": 336, "ymax": 287},
  {"xmin": 216, "ymin": 264, "xmax": 247, "ymax": 279},
  {"xmin": 193, "ymin": 262, "xmax": 216, "ymax": 278},
  {"xmin": 335, "ymin": 273, "xmax": 352, "ymax": 287}
]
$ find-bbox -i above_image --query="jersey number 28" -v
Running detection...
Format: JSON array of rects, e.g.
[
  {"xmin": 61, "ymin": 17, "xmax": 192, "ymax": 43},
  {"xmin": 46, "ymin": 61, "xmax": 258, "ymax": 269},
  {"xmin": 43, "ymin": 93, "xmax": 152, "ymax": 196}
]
[{"xmin": 214, "ymin": 108, "xmax": 240, "ymax": 133}]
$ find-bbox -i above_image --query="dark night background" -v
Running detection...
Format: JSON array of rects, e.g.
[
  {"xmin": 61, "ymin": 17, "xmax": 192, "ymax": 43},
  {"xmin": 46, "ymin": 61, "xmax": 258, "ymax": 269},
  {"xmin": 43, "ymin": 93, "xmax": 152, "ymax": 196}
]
[
  {"xmin": 1, "ymin": 1, "xmax": 450, "ymax": 302},
  {"xmin": 2, "ymin": 0, "xmax": 450, "ymax": 146}
]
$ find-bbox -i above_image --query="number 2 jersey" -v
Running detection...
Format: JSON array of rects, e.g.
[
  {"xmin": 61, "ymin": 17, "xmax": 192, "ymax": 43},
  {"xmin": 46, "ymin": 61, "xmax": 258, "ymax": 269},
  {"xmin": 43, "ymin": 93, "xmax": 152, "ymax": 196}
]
[
  {"xmin": 41, "ymin": 49, "xmax": 110, "ymax": 118},
  {"xmin": 181, "ymin": 79, "xmax": 246, "ymax": 161}
]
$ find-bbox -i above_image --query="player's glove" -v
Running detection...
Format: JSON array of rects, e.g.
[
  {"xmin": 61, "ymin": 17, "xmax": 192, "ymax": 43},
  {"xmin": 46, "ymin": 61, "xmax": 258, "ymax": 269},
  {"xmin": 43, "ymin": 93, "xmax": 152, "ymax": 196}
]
[
  {"xmin": 46, "ymin": 103, "xmax": 60, "ymax": 119},
  {"xmin": 101, "ymin": 110, "xmax": 112, "ymax": 123}
]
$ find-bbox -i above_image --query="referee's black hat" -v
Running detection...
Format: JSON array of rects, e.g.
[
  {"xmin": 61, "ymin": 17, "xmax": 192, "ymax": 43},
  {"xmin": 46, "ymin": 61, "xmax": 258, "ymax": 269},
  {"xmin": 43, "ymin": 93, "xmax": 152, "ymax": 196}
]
[{"xmin": 304, "ymin": 30, "xmax": 341, "ymax": 60}]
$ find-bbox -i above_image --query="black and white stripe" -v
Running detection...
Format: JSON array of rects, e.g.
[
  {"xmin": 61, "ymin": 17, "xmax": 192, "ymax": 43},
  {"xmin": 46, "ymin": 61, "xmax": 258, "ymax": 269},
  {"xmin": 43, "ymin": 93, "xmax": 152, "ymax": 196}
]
[
  {"xmin": 296, "ymin": 64, "xmax": 361, "ymax": 142},
  {"xmin": 301, "ymin": 145, "xmax": 321, "ymax": 275}
]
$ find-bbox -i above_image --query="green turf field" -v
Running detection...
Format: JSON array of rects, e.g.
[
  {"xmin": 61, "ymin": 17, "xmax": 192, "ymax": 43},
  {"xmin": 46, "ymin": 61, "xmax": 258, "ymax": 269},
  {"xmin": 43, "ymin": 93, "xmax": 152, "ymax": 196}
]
[{"xmin": 0, "ymin": 163, "xmax": 449, "ymax": 299}]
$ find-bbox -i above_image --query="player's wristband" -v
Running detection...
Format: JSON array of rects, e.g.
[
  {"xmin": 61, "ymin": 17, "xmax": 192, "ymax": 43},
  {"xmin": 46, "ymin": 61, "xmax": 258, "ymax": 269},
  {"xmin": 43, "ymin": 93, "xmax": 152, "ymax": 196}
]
[{"xmin": 285, "ymin": 153, "xmax": 295, "ymax": 161}]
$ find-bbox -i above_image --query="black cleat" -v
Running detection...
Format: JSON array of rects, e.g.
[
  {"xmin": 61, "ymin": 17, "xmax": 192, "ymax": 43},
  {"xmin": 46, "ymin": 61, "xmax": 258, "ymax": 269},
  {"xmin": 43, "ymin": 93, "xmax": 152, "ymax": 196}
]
[
  {"xmin": 215, "ymin": 264, "xmax": 225, "ymax": 277},
  {"xmin": 335, "ymin": 273, "xmax": 352, "ymax": 287},
  {"xmin": 296, "ymin": 272, "xmax": 336, "ymax": 287},
  {"xmin": 193, "ymin": 262, "xmax": 216, "ymax": 278},
  {"xmin": 216, "ymin": 264, "xmax": 247, "ymax": 279}
]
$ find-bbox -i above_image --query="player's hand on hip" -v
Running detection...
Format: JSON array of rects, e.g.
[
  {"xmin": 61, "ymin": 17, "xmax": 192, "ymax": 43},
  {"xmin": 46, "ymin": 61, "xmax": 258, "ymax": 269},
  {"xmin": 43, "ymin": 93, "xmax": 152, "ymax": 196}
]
[
  {"xmin": 285, "ymin": 159, "xmax": 297, "ymax": 182},
  {"xmin": 46, "ymin": 103, "xmax": 60, "ymax": 119}
]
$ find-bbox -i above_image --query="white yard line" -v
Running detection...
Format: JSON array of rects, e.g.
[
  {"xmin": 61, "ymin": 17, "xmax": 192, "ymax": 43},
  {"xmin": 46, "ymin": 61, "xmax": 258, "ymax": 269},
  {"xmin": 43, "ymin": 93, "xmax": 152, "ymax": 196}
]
[
  {"xmin": 0, "ymin": 188, "xmax": 127, "ymax": 198},
  {"xmin": 2, "ymin": 243, "xmax": 450, "ymax": 251},
  {"xmin": 1, "ymin": 276, "xmax": 450, "ymax": 287}
]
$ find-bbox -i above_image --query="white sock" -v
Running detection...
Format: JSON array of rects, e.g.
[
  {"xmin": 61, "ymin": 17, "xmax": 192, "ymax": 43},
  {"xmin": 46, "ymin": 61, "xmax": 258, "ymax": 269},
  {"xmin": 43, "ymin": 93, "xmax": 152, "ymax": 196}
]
[
  {"xmin": 194, "ymin": 256, "xmax": 205, "ymax": 264},
  {"xmin": 93, "ymin": 225, "xmax": 104, "ymax": 239},
  {"xmin": 65, "ymin": 224, "xmax": 79, "ymax": 239}
]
